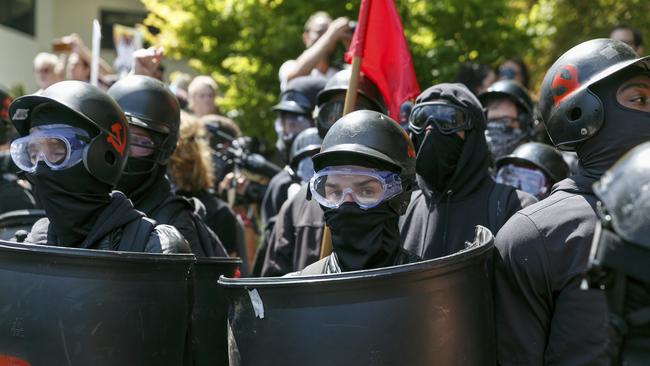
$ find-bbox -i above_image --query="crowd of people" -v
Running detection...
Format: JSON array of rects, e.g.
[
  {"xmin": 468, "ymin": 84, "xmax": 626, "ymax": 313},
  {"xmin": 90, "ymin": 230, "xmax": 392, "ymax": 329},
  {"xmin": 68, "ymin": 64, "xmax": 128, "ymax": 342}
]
[{"xmin": 0, "ymin": 10, "xmax": 649, "ymax": 365}]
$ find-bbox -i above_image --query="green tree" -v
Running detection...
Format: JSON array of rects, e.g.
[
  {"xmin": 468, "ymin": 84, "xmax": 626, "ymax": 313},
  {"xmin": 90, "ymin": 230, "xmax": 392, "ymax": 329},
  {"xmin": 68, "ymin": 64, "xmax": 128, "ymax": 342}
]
[{"xmin": 143, "ymin": 0, "xmax": 649, "ymax": 145}]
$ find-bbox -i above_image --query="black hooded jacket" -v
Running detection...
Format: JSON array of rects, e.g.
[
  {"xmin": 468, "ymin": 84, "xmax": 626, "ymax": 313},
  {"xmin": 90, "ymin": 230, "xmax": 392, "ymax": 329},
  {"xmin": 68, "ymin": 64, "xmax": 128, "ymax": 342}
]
[
  {"xmin": 260, "ymin": 184, "xmax": 324, "ymax": 276},
  {"xmin": 133, "ymin": 172, "xmax": 227, "ymax": 257},
  {"xmin": 25, "ymin": 191, "xmax": 190, "ymax": 253},
  {"xmin": 400, "ymin": 84, "xmax": 536, "ymax": 259}
]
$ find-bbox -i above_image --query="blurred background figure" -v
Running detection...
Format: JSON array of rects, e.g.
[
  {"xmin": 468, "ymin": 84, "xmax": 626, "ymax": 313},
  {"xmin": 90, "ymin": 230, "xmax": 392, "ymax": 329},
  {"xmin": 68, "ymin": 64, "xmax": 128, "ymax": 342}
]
[
  {"xmin": 479, "ymin": 80, "xmax": 536, "ymax": 161},
  {"xmin": 188, "ymin": 75, "xmax": 219, "ymax": 118},
  {"xmin": 278, "ymin": 11, "xmax": 353, "ymax": 90},
  {"xmin": 33, "ymin": 52, "xmax": 64, "ymax": 93},
  {"xmin": 170, "ymin": 72, "xmax": 193, "ymax": 111},
  {"xmin": 454, "ymin": 62, "xmax": 496, "ymax": 96},
  {"xmin": 497, "ymin": 56, "xmax": 530, "ymax": 89},
  {"xmin": 609, "ymin": 24, "xmax": 644, "ymax": 55},
  {"xmin": 495, "ymin": 142, "xmax": 570, "ymax": 200},
  {"xmin": 170, "ymin": 113, "xmax": 243, "ymax": 258},
  {"xmin": 398, "ymin": 101, "xmax": 413, "ymax": 132}
]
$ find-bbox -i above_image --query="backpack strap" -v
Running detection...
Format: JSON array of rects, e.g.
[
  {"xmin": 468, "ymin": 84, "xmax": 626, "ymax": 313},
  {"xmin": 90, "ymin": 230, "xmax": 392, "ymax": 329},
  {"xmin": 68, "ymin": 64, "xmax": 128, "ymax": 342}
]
[{"xmin": 117, "ymin": 217, "xmax": 157, "ymax": 252}]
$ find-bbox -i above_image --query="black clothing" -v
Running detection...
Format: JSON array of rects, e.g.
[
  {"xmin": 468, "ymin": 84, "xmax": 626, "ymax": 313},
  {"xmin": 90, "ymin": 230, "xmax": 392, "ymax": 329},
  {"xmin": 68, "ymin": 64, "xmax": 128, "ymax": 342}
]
[
  {"xmin": 28, "ymin": 163, "xmax": 112, "ymax": 246},
  {"xmin": 415, "ymin": 127, "xmax": 464, "ymax": 192},
  {"xmin": 178, "ymin": 189, "xmax": 239, "ymax": 254},
  {"xmin": 324, "ymin": 202, "xmax": 405, "ymax": 272},
  {"xmin": 494, "ymin": 175, "xmax": 608, "ymax": 365},
  {"xmin": 261, "ymin": 184, "xmax": 325, "ymax": 276},
  {"xmin": 129, "ymin": 171, "xmax": 227, "ymax": 257},
  {"xmin": 0, "ymin": 151, "xmax": 36, "ymax": 214},
  {"xmin": 296, "ymin": 248, "xmax": 420, "ymax": 275},
  {"xmin": 260, "ymin": 168, "xmax": 295, "ymax": 227},
  {"xmin": 401, "ymin": 175, "xmax": 535, "ymax": 259},
  {"xmin": 24, "ymin": 191, "xmax": 189, "ymax": 253},
  {"xmin": 401, "ymin": 119, "xmax": 536, "ymax": 259}
]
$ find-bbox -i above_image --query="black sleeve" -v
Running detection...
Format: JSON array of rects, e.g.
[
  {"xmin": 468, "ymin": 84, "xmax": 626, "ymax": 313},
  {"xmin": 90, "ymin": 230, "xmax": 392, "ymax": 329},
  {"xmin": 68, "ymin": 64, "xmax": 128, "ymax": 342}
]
[
  {"xmin": 207, "ymin": 201, "xmax": 239, "ymax": 254},
  {"xmin": 261, "ymin": 197, "xmax": 296, "ymax": 277},
  {"xmin": 494, "ymin": 213, "xmax": 552, "ymax": 366}
]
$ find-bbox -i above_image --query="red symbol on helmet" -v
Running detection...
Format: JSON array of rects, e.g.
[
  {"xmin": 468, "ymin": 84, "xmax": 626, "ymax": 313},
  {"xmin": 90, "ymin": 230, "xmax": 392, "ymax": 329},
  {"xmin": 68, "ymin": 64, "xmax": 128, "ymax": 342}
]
[
  {"xmin": 551, "ymin": 65, "xmax": 580, "ymax": 106},
  {"xmin": 1, "ymin": 97, "xmax": 10, "ymax": 121},
  {"xmin": 0, "ymin": 354, "xmax": 31, "ymax": 366},
  {"xmin": 106, "ymin": 122, "xmax": 126, "ymax": 156}
]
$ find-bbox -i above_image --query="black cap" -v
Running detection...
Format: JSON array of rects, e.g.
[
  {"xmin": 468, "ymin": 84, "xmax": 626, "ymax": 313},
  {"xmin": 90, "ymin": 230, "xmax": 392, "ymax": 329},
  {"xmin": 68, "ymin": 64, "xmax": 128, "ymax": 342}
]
[{"xmin": 272, "ymin": 75, "xmax": 327, "ymax": 115}]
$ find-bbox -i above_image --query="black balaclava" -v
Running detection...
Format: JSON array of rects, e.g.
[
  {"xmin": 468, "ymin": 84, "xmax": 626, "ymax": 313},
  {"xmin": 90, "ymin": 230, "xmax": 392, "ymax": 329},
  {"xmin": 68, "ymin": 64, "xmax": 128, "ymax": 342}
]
[
  {"xmin": 324, "ymin": 202, "xmax": 401, "ymax": 272},
  {"xmin": 27, "ymin": 109, "xmax": 111, "ymax": 246},
  {"xmin": 579, "ymin": 68, "xmax": 650, "ymax": 179},
  {"xmin": 412, "ymin": 83, "xmax": 488, "ymax": 194},
  {"xmin": 116, "ymin": 129, "xmax": 171, "ymax": 212}
]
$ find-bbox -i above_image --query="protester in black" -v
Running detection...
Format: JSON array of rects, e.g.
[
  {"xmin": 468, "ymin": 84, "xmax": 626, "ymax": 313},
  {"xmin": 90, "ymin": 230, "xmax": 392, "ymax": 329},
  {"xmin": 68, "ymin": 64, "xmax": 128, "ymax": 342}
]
[
  {"xmin": 295, "ymin": 110, "xmax": 420, "ymax": 275},
  {"xmin": 494, "ymin": 38, "xmax": 650, "ymax": 365},
  {"xmin": 7, "ymin": 81, "xmax": 188, "ymax": 253},
  {"xmin": 108, "ymin": 75, "xmax": 226, "ymax": 257},
  {"xmin": 259, "ymin": 69, "xmax": 386, "ymax": 276},
  {"xmin": 400, "ymin": 83, "xmax": 536, "ymax": 259}
]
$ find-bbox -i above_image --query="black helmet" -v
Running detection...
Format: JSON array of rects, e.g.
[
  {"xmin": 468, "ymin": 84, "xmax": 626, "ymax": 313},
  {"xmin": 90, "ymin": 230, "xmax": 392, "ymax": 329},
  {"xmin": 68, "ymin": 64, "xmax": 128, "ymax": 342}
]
[
  {"xmin": 479, "ymin": 80, "xmax": 535, "ymax": 130},
  {"xmin": 8, "ymin": 81, "xmax": 129, "ymax": 186},
  {"xmin": 289, "ymin": 127, "xmax": 322, "ymax": 169},
  {"xmin": 316, "ymin": 69, "xmax": 386, "ymax": 113},
  {"xmin": 272, "ymin": 75, "xmax": 327, "ymax": 115},
  {"xmin": 593, "ymin": 141, "xmax": 650, "ymax": 248},
  {"xmin": 107, "ymin": 75, "xmax": 180, "ymax": 164},
  {"xmin": 496, "ymin": 142, "xmax": 569, "ymax": 183},
  {"xmin": 0, "ymin": 85, "xmax": 12, "ymax": 124},
  {"xmin": 539, "ymin": 38, "xmax": 650, "ymax": 151},
  {"xmin": 313, "ymin": 110, "xmax": 416, "ymax": 214}
]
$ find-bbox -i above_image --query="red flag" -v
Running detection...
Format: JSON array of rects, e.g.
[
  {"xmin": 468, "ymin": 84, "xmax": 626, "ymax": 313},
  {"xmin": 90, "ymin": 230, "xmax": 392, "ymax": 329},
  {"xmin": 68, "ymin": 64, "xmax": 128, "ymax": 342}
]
[{"xmin": 345, "ymin": 0, "xmax": 420, "ymax": 120}]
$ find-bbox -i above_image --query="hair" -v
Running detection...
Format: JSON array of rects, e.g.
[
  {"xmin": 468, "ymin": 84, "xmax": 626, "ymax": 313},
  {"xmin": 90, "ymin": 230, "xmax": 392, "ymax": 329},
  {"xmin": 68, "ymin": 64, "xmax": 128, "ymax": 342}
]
[
  {"xmin": 304, "ymin": 11, "xmax": 332, "ymax": 32},
  {"xmin": 33, "ymin": 52, "xmax": 62, "ymax": 71},
  {"xmin": 454, "ymin": 63, "xmax": 494, "ymax": 95},
  {"xmin": 611, "ymin": 24, "xmax": 643, "ymax": 47},
  {"xmin": 169, "ymin": 112, "xmax": 214, "ymax": 193}
]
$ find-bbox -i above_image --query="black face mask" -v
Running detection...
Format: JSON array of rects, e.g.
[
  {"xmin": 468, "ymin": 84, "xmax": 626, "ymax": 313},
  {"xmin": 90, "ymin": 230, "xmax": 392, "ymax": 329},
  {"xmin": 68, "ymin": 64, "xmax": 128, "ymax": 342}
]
[
  {"xmin": 116, "ymin": 157, "xmax": 158, "ymax": 197},
  {"xmin": 579, "ymin": 74, "xmax": 650, "ymax": 178},
  {"xmin": 323, "ymin": 202, "xmax": 401, "ymax": 272},
  {"xmin": 27, "ymin": 162, "xmax": 111, "ymax": 246},
  {"xmin": 415, "ymin": 128, "xmax": 464, "ymax": 192}
]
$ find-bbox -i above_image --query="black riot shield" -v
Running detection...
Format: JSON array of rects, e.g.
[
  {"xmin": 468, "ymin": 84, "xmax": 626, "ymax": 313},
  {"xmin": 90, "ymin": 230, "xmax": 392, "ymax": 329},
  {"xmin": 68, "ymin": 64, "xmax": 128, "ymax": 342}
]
[
  {"xmin": 188, "ymin": 257, "xmax": 241, "ymax": 366},
  {"xmin": 0, "ymin": 240, "xmax": 194, "ymax": 366},
  {"xmin": 220, "ymin": 226, "xmax": 496, "ymax": 366}
]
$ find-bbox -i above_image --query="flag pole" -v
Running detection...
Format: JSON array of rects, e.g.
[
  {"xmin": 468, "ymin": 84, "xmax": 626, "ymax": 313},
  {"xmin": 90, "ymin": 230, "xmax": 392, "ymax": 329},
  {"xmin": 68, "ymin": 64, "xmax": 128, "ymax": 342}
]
[{"xmin": 320, "ymin": 0, "xmax": 372, "ymax": 260}]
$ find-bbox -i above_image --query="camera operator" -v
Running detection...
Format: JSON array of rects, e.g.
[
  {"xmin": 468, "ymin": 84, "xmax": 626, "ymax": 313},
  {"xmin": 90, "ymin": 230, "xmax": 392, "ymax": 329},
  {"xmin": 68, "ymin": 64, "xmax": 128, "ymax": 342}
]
[{"xmin": 278, "ymin": 11, "xmax": 353, "ymax": 90}]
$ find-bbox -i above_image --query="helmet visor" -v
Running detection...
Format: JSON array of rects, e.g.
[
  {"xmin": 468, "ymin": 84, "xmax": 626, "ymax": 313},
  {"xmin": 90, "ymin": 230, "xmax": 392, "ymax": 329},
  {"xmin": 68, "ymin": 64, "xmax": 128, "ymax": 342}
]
[
  {"xmin": 309, "ymin": 166, "xmax": 402, "ymax": 210},
  {"xmin": 10, "ymin": 124, "xmax": 89, "ymax": 172},
  {"xmin": 279, "ymin": 112, "xmax": 312, "ymax": 143},
  {"xmin": 496, "ymin": 164, "xmax": 548, "ymax": 198},
  {"xmin": 409, "ymin": 102, "xmax": 470, "ymax": 134}
]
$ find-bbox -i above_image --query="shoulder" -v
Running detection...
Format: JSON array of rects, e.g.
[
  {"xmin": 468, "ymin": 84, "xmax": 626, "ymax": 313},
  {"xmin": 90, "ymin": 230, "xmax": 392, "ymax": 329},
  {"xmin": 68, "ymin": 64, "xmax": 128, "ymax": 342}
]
[{"xmin": 147, "ymin": 224, "xmax": 191, "ymax": 254}]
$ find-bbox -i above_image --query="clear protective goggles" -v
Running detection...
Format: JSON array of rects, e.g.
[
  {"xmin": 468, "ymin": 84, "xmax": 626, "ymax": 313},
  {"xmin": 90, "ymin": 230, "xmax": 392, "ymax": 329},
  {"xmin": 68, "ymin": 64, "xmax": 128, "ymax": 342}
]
[
  {"xmin": 408, "ymin": 102, "xmax": 471, "ymax": 134},
  {"xmin": 496, "ymin": 164, "xmax": 548, "ymax": 198},
  {"xmin": 277, "ymin": 112, "xmax": 312, "ymax": 142},
  {"xmin": 10, "ymin": 124, "xmax": 90, "ymax": 173},
  {"xmin": 309, "ymin": 166, "xmax": 403, "ymax": 210}
]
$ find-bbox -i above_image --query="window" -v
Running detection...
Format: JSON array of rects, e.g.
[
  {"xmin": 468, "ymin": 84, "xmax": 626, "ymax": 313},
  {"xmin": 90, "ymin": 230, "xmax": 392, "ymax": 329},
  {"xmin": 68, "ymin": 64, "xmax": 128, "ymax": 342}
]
[{"xmin": 0, "ymin": 0, "xmax": 36, "ymax": 36}]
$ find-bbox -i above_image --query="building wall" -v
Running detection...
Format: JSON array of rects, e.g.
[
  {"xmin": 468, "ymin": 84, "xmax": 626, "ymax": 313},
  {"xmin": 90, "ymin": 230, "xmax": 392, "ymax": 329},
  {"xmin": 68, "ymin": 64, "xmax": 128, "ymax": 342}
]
[{"xmin": 0, "ymin": 0, "xmax": 192, "ymax": 94}]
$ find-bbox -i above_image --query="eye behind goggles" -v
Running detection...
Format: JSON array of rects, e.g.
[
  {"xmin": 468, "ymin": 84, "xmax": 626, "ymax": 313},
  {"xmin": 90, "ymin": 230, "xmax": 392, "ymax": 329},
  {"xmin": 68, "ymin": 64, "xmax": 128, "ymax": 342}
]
[
  {"xmin": 10, "ymin": 124, "xmax": 90, "ymax": 172},
  {"xmin": 309, "ymin": 166, "xmax": 403, "ymax": 210}
]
